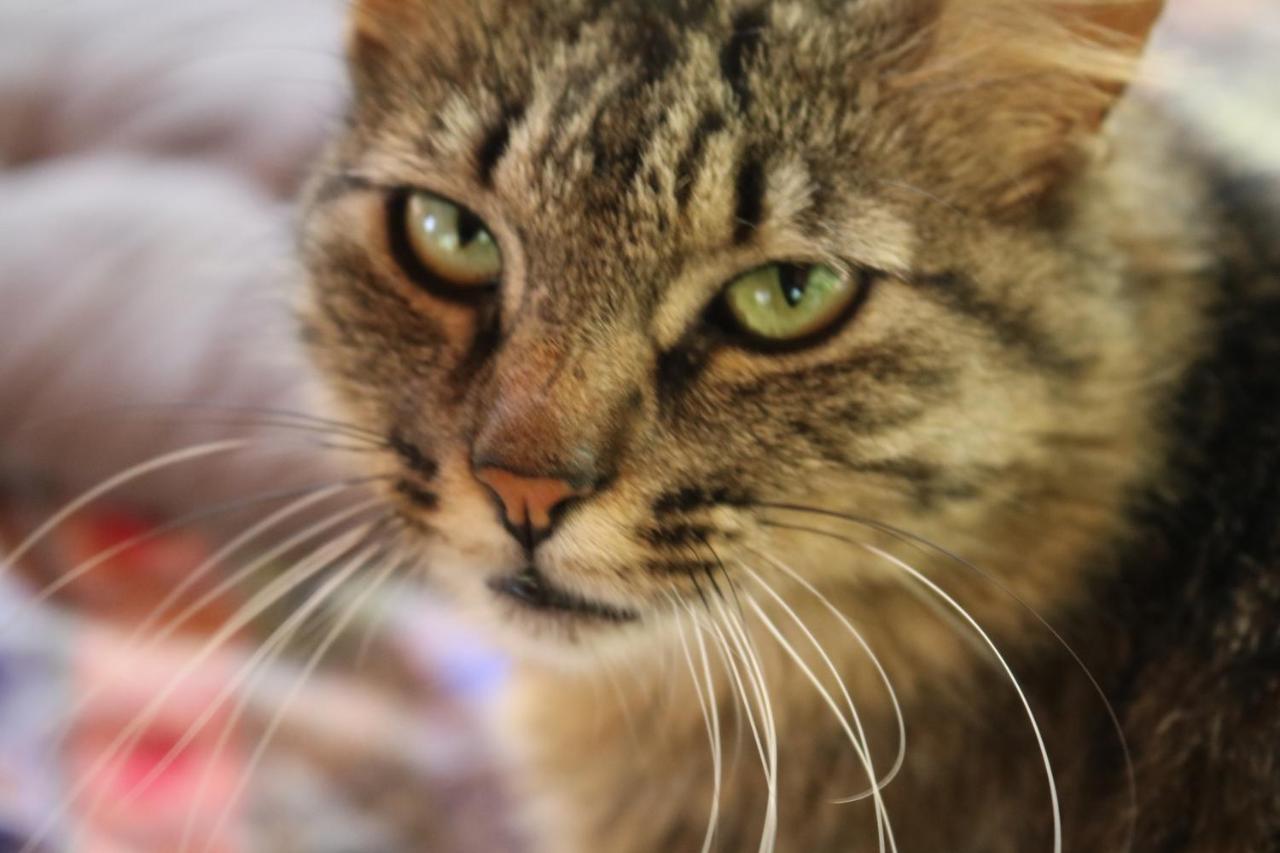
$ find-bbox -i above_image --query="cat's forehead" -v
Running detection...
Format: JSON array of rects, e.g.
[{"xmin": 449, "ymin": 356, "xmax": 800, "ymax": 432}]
[
  {"xmin": 346, "ymin": 0, "xmax": 911, "ymax": 294},
  {"xmin": 363, "ymin": 0, "xmax": 902, "ymax": 159}
]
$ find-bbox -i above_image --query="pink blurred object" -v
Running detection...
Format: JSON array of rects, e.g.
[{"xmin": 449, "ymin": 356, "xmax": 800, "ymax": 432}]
[{"xmin": 69, "ymin": 625, "xmax": 246, "ymax": 853}]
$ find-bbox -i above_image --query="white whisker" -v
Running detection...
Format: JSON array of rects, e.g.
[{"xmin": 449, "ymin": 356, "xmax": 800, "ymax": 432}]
[
  {"xmin": 672, "ymin": 598, "xmax": 722, "ymax": 853},
  {"xmin": 743, "ymin": 548, "xmax": 908, "ymax": 804},
  {"xmin": 36, "ymin": 496, "xmax": 385, "ymax": 779},
  {"xmin": 709, "ymin": 597, "xmax": 778, "ymax": 853},
  {"xmin": 22, "ymin": 522, "xmax": 379, "ymax": 853},
  {"xmin": 2, "ymin": 439, "xmax": 252, "ymax": 578},
  {"xmin": 116, "ymin": 539, "xmax": 386, "ymax": 814},
  {"xmin": 864, "ymin": 543, "xmax": 1061, "ymax": 853},
  {"xmin": 765, "ymin": 504, "xmax": 1135, "ymax": 849},
  {"xmin": 740, "ymin": 585, "xmax": 896, "ymax": 853},
  {"xmin": 691, "ymin": 606, "xmax": 725, "ymax": 853},
  {"xmin": 703, "ymin": 608, "xmax": 768, "ymax": 787},
  {"xmin": 195, "ymin": 551, "xmax": 403, "ymax": 853},
  {"xmin": 1, "ymin": 480, "xmax": 366, "ymax": 637}
]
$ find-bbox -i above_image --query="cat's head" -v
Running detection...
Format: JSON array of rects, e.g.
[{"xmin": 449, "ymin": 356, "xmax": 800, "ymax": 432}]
[{"xmin": 299, "ymin": 0, "xmax": 1179, "ymax": 660}]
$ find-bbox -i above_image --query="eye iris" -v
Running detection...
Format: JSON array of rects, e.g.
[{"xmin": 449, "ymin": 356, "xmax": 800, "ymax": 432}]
[
  {"xmin": 723, "ymin": 263, "xmax": 856, "ymax": 344},
  {"xmin": 403, "ymin": 191, "xmax": 501, "ymax": 288}
]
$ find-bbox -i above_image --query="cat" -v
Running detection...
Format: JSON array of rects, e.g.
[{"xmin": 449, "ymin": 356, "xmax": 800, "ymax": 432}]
[{"xmin": 297, "ymin": 0, "xmax": 1280, "ymax": 850}]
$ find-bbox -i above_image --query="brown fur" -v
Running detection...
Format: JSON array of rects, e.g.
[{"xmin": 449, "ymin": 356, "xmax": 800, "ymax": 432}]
[{"xmin": 299, "ymin": 1, "xmax": 1280, "ymax": 849}]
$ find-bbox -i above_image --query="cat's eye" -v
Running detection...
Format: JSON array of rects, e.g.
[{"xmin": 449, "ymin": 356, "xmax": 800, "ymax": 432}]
[
  {"xmin": 718, "ymin": 263, "xmax": 862, "ymax": 346},
  {"xmin": 392, "ymin": 190, "xmax": 502, "ymax": 296}
]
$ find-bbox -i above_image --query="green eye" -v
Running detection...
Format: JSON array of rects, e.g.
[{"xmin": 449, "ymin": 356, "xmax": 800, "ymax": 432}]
[
  {"xmin": 720, "ymin": 263, "xmax": 860, "ymax": 344},
  {"xmin": 400, "ymin": 190, "xmax": 502, "ymax": 289}
]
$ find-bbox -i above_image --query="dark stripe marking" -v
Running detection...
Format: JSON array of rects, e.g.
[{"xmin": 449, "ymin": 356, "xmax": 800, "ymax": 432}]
[
  {"xmin": 396, "ymin": 480, "xmax": 440, "ymax": 510},
  {"xmin": 675, "ymin": 111, "xmax": 727, "ymax": 210},
  {"xmin": 645, "ymin": 559, "xmax": 720, "ymax": 577},
  {"xmin": 720, "ymin": 8, "xmax": 767, "ymax": 111},
  {"xmin": 388, "ymin": 430, "xmax": 439, "ymax": 479},
  {"xmin": 477, "ymin": 102, "xmax": 526, "ymax": 186},
  {"xmin": 914, "ymin": 272, "xmax": 1085, "ymax": 374},
  {"xmin": 653, "ymin": 486, "xmax": 754, "ymax": 515},
  {"xmin": 638, "ymin": 523, "xmax": 717, "ymax": 548},
  {"xmin": 733, "ymin": 155, "xmax": 767, "ymax": 243}
]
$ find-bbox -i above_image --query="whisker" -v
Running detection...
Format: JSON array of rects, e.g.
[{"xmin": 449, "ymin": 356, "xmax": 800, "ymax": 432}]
[
  {"xmin": 2, "ymin": 439, "xmax": 253, "ymax": 578},
  {"xmin": 695, "ymin": 532, "xmax": 750, "ymax": 632},
  {"xmin": 25, "ymin": 402, "xmax": 389, "ymax": 447},
  {"xmin": 115, "ymin": 538, "xmax": 390, "ymax": 814},
  {"xmin": 353, "ymin": 540, "xmax": 411, "ymax": 672},
  {"xmin": 22, "ymin": 522, "xmax": 381, "ymax": 853},
  {"xmin": 868, "ymin": 542, "xmax": 1059, "ymax": 853},
  {"xmin": 2, "ymin": 476, "xmax": 386, "ymax": 636},
  {"xmin": 671, "ymin": 597, "xmax": 722, "ymax": 853},
  {"xmin": 742, "ymin": 547, "xmax": 908, "ymax": 805},
  {"xmin": 700, "ymin": 605, "xmax": 771, "ymax": 800},
  {"xmin": 34, "ymin": 494, "xmax": 386, "ymax": 781},
  {"xmin": 767, "ymin": 520, "xmax": 1063, "ymax": 853},
  {"xmin": 709, "ymin": 598, "xmax": 779, "ymax": 853},
  {"xmin": 762, "ymin": 502, "xmax": 1134, "ymax": 851},
  {"xmin": 739, "ymin": 582, "xmax": 896, "ymax": 853},
  {"xmin": 71, "ymin": 525, "xmax": 388, "ymax": 846},
  {"xmin": 691, "ymin": 602, "xmax": 726, "ymax": 853},
  {"xmin": 189, "ymin": 549, "xmax": 405, "ymax": 853},
  {"xmin": 694, "ymin": 535, "xmax": 751, "ymax": 776}
]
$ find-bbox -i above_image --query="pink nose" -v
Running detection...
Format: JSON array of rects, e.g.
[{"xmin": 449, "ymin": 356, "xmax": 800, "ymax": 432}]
[{"xmin": 475, "ymin": 467, "xmax": 590, "ymax": 549}]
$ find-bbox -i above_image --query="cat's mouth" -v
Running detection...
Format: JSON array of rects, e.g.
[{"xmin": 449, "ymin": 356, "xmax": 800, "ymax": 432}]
[{"xmin": 488, "ymin": 567, "xmax": 639, "ymax": 624}]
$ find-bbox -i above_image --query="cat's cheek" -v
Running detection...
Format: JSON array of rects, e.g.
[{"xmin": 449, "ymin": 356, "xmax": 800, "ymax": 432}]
[
  {"xmin": 395, "ymin": 285, "xmax": 492, "ymax": 349},
  {"xmin": 411, "ymin": 533, "xmax": 511, "ymax": 621}
]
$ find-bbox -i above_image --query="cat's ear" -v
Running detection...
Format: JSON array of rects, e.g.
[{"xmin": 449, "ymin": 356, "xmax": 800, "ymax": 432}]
[
  {"xmin": 1068, "ymin": 0, "xmax": 1165, "ymax": 47},
  {"xmin": 346, "ymin": 0, "xmax": 479, "ymax": 92},
  {"xmin": 346, "ymin": 0, "xmax": 413, "ymax": 67},
  {"xmin": 1054, "ymin": 0, "xmax": 1165, "ymax": 118},
  {"xmin": 889, "ymin": 0, "xmax": 1166, "ymax": 211}
]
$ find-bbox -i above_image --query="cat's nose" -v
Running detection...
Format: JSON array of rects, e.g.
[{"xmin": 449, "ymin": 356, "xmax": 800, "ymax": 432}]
[{"xmin": 474, "ymin": 466, "xmax": 592, "ymax": 551}]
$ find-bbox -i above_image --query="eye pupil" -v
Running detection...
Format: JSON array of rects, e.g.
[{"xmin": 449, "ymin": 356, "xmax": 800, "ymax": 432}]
[
  {"xmin": 457, "ymin": 209, "xmax": 487, "ymax": 248},
  {"xmin": 779, "ymin": 264, "xmax": 807, "ymax": 308},
  {"xmin": 783, "ymin": 283, "xmax": 806, "ymax": 307}
]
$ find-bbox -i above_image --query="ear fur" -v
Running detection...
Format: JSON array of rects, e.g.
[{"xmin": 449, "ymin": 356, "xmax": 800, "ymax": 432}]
[
  {"xmin": 888, "ymin": 0, "xmax": 1166, "ymax": 211},
  {"xmin": 346, "ymin": 0, "xmax": 415, "ymax": 57}
]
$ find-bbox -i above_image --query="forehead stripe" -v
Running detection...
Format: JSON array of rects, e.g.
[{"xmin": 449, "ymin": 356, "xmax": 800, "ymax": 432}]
[
  {"xmin": 733, "ymin": 155, "xmax": 767, "ymax": 244},
  {"xmin": 720, "ymin": 7, "xmax": 768, "ymax": 112},
  {"xmin": 476, "ymin": 101, "xmax": 527, "ymax": 187},
  {"xmin": 675, "ymin": 111, "xmax": 727, "ymax": 211}
]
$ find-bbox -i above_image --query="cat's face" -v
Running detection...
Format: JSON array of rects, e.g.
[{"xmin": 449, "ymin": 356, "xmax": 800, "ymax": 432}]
[{"xmin": 300, "ymin": 0, "xmax": 1171, "ymax": 658}]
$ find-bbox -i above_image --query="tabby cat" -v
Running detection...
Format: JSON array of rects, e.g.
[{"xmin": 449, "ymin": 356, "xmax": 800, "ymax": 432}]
[{"xmin": 298, "ymin": 0, "xmax": 1280, "ymax": 850}]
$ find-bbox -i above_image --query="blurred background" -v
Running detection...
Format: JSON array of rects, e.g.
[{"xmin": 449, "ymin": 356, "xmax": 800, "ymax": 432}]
[{"xmin": 0, "ymin": 0, "xmax": 1275, "ymax": 850}]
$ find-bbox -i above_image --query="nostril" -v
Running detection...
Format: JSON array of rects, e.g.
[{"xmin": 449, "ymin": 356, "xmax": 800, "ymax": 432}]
[{"xmin": 474, "ymin": 466, "xmax": 592, "ymax": 549}]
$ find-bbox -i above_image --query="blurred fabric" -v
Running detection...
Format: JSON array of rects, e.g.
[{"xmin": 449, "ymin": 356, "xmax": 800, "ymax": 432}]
[
  {"xmin": 0, "ymin": 0, "xmax": 348, "ymax": 516},
  {"xmin": 0, "ymin": 5, "xmax": 518, "ymax": 848}
]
